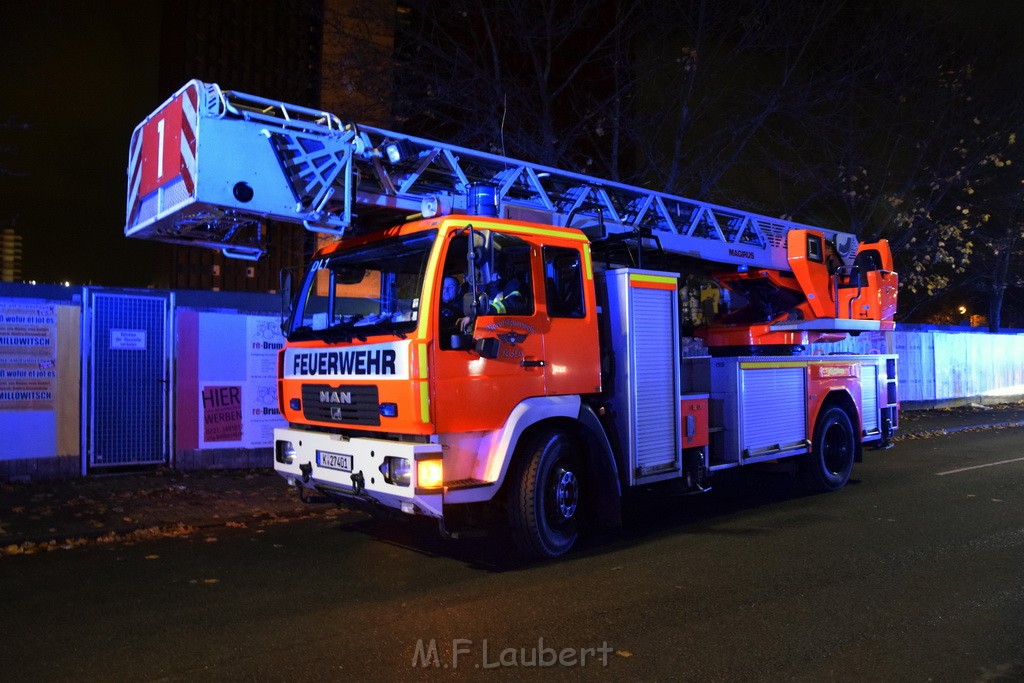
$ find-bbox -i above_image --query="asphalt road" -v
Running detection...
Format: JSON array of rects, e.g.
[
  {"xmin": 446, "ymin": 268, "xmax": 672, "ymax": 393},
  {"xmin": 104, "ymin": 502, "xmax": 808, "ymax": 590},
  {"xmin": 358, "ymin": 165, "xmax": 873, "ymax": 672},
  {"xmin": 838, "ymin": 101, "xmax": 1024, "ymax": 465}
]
[{"xmin": 2, "ymin": 427, "xmax": 1023, "ymax": 681}]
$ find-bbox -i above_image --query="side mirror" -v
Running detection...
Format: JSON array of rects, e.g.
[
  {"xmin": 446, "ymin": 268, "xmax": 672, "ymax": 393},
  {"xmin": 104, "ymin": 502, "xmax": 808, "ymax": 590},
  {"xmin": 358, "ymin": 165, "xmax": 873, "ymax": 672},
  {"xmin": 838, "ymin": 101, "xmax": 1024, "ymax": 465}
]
[
  {"xmin": 474, "ymin": 337, "xmax": 500, "ymax": 359},
  {"xmin": 462, "ymin": 291, "xmax": 479, "ymax": 317},
  {"xmin": 458, "ymin": 290, "xmax": 486, "ymax": 338},
  {"xmin": 279, "ymin": 269, "xmax": 294, "ymax": 333}
]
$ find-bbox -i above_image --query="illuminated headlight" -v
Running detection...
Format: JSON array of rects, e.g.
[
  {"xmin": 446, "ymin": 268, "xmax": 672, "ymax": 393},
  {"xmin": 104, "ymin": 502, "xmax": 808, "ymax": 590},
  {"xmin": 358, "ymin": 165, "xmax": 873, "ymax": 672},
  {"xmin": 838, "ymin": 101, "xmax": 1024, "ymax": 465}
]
[
  {"xmin": 384, "ymin": 140, "xmax": 405, "ymax": 164},
  {"xmin": 380, "ymin": 456, "xmax": 412, "ymax": 487},
  {"xmin": 381, "ymin": 139, "xmax": 413, "ymax": 165},
  {"xmin": 417, "ymin": 459, "xmax": 443, "ymax": 490},
  {"xmin": 275, "ymin": 440, "xmax": 296, "ymax": 464}
]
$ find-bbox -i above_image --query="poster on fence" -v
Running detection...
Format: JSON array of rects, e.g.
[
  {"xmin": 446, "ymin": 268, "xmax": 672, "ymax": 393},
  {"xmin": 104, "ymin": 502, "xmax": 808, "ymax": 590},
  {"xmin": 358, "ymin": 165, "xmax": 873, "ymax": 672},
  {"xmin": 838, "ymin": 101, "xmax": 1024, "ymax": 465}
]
[
  {"xmin": 192, "ymin": 313, "xmax": 286, "ymax": 449},
  {"xmin": 0, "ymin": 302, "xmax": 56, "ymax": 411},
  {"xmin": 201, "ymin": 384, "xmax": 243, "ymax": 442}
]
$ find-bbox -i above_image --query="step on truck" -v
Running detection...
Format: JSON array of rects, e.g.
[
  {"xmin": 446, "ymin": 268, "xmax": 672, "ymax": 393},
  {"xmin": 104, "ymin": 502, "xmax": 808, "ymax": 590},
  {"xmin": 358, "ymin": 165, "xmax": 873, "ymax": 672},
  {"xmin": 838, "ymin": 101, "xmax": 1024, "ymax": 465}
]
[{"xmin": 126, "ymin": 80, "xmax": 899, "ymax": 558}]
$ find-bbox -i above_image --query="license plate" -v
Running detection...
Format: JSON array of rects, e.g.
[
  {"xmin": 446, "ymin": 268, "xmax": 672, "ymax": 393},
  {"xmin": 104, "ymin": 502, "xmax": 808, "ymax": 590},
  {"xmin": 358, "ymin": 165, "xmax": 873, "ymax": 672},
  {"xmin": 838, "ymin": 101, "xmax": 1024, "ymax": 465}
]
[{"xmin": 317, "ymin": 450, "xmax": 353, "ymax": 472}]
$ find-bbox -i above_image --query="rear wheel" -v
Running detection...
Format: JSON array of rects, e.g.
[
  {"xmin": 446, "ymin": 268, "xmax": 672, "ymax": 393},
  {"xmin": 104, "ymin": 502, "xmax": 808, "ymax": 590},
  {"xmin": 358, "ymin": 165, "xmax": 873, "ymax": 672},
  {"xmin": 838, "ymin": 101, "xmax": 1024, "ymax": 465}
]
[
  {"xmin": 802, "ymin": 405, "xmax": 856, "ymax": 492},
  {"xmin": 508, "ymin": 429, "xmax": 582, "ymax": 559}
]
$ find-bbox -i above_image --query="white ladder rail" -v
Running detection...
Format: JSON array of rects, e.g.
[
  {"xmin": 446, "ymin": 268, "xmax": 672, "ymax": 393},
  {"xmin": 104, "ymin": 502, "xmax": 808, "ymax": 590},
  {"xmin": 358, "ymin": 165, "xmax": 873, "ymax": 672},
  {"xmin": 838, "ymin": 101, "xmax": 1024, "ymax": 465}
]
[{"xmin": 126, "ymin": 80, "xmax": 858, "ymax": 266}]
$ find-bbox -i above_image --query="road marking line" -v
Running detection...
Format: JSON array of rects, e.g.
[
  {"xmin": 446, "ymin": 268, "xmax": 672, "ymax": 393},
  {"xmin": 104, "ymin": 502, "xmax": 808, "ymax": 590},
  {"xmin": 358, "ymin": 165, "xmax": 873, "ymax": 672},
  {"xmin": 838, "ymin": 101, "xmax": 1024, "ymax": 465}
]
[{"xmin": 936, "ymin": 456, "xmax": 1024, "ymax": 476}]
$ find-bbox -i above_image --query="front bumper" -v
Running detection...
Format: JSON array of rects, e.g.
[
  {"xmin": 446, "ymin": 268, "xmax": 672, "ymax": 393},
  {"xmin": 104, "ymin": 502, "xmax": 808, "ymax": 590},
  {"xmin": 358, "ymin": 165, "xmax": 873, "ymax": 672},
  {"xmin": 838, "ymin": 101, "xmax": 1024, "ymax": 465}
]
[{"xmin": 273, "ymin": 428, "xmax": 444, "ymax": 518}]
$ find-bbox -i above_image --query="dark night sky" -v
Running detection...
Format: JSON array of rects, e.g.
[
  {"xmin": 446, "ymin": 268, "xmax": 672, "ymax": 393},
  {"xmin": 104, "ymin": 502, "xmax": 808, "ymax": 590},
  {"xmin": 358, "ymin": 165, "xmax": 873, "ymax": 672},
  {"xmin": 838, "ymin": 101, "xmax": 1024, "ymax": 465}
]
[
  {"xmin": 1, "ymin": 1, "xmax": 164, "ymax": 286},
  {"xmin": 2, "ymin": 1, "xmax": 1024, "ymax": 288}
]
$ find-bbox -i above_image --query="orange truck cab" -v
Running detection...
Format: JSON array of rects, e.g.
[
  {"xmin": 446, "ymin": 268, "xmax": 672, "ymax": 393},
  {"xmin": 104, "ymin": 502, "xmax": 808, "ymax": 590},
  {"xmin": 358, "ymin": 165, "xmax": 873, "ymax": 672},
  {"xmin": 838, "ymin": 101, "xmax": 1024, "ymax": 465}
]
[{"xmin": 273, "ymin": 216, "xmax": 613, "ymax": 556}]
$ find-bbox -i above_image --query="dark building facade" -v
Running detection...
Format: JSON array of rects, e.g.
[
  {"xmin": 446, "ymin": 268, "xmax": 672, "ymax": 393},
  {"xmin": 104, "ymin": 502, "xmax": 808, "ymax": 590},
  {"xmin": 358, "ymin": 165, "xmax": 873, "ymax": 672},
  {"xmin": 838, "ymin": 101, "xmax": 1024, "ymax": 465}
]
[
  {"xmin": 0, "ymin": 229, "xmax": 22, "ymax": 283},
  {"xmin": 157, "ymin": 0, "xmax": 328, "ymax": 293}
]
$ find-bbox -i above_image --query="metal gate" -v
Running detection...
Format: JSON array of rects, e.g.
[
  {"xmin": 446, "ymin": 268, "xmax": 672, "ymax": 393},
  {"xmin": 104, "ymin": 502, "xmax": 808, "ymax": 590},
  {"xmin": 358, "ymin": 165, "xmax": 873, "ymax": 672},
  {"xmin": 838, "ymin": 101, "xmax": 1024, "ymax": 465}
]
[{"xmin": 83, "ymin": 289, "xmax": 173, "ymax": 467}]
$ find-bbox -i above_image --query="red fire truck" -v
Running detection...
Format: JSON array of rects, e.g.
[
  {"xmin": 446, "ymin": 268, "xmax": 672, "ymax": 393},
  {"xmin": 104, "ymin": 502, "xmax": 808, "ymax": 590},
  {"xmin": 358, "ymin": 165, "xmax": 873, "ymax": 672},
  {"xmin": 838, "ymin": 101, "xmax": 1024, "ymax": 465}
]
[{"xmin": 126, "ymin": 81, "xmax": 898, "ymax": 558}]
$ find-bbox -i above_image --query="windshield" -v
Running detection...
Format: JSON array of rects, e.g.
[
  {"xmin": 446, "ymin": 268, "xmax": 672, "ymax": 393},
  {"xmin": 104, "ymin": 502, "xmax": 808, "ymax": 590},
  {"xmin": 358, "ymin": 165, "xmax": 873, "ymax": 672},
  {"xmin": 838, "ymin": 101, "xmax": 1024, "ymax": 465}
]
[{"xmin": 288, "ymin": 230, "xmax": 437, "ymax": 342}]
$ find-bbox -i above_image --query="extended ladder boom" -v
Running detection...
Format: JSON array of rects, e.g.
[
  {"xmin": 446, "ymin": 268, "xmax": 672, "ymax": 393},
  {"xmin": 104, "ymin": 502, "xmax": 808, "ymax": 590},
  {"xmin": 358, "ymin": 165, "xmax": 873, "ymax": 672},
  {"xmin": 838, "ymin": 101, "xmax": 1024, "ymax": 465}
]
[{"xmin": 126, "ymin": 80, "xmax": 860, "ymax": 266}]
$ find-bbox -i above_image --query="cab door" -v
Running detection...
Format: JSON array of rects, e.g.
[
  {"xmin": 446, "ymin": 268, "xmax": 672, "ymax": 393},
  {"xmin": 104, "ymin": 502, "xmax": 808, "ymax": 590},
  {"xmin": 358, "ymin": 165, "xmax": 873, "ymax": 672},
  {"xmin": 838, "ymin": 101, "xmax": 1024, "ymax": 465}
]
[
  {"xmin": 432, "ymin": 230, "xmax": 547, "ymax": 434},
  {"xmin": 539, "ymin": 243, "xmax": 601, "ymax": 397}
]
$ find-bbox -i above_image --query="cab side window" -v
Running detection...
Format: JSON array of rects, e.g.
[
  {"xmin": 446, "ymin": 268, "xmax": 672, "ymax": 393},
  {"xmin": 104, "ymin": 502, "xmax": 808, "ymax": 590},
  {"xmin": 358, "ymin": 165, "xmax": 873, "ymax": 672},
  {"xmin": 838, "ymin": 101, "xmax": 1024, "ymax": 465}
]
[
  {"xmin": 484, "ymin": 234, "xmax": 534, "ymax": 317},
  {"xmin": 543, "ymin": 246, "xmax": 585, "ymax": 318}
]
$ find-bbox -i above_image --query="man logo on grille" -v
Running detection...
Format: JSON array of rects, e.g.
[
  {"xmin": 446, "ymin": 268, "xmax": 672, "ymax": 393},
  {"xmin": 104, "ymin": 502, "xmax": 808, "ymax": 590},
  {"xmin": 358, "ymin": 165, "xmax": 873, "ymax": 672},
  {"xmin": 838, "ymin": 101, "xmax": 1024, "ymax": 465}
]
[{"xmin": 320, "ymin": 390, "xmax": 353, "ymax": 404}]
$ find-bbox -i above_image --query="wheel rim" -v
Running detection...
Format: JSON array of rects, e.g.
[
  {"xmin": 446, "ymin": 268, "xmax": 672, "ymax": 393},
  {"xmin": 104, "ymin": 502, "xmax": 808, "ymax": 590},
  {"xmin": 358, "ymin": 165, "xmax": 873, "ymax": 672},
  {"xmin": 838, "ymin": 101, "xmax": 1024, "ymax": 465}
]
[
  {"xmin": 822, "ymin": 421, "xmax": 851, "ymax": 475},
  {"xmin": 545, "ymin": 460, "xmax": 579, "ymax": 530}
]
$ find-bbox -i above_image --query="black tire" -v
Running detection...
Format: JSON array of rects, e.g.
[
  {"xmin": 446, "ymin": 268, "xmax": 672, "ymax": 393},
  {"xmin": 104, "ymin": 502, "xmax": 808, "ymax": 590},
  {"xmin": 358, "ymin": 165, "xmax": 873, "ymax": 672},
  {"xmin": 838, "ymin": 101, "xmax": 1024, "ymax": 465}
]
[
  {"xmin": 508, "ymin": 430, "xmax": 582, "ymax": 559},
  {"xmin": 802, "ymin": 405, "xmax": 856, "ymax": 492}
]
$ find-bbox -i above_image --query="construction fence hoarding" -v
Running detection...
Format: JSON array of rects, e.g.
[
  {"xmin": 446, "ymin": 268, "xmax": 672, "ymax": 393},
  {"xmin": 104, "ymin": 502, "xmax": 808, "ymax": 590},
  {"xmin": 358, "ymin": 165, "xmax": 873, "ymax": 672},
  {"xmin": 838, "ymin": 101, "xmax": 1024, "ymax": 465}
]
[
  {"xmin": 0, "ymin": 282, "xmax": 1021, "ymax": 480},
  {"xmin": 828, "ymin": 327, "xmax": 1024, "ymax": 404}
]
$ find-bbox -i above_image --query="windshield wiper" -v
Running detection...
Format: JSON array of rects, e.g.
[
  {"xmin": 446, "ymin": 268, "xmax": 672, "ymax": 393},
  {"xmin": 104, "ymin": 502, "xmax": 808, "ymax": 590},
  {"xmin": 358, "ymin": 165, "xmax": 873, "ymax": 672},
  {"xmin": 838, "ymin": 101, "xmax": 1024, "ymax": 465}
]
[
  {"xmin": 288, "ymin": 325, "xmax": 316, "ymax": 342},
  {"xmin": 290, "ymin": 320, "xmax": 360, "ymax": 343},
  {"xmin": 322, "ymin": 323, "xmax": 359, "ymax": 343},
  {"xmin": 288, "ymin": 318, "xmax": 407, "ymax": 343},
  {"xmin": 351, "ymin": 312, "xmax": 410, "ymax": 340},
  {"xmin": 351, "ymin": 322, "xmax": 407, "ymax": 340}
]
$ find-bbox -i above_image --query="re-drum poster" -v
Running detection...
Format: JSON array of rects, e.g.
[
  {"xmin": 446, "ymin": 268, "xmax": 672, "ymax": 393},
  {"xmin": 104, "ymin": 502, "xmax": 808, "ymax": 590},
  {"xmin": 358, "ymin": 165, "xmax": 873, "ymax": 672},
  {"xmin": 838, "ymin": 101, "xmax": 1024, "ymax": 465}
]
[{"xmin": 177, "ymin": 311, "xmax": 286, "ymax": 451}]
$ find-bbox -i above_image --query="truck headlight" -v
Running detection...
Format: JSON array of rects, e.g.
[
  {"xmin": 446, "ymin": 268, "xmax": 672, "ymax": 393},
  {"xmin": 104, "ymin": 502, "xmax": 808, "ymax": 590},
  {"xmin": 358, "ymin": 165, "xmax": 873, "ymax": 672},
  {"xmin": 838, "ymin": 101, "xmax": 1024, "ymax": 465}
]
[
  {"xmin": 380, "ymin": 456, "xmax": 412, "ymax": 487},
  {"xmin": 275, "ymin": 440, "xmax": 296, "ymax": 464}
]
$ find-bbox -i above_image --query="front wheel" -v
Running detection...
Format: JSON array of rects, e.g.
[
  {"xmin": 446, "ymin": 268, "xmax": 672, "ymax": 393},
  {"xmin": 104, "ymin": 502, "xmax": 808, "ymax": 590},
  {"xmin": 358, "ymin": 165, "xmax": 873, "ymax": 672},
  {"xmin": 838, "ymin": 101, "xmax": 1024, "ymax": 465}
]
[
  {"xmin": 508, "ymin": 430, "xmax": 583, "ymax": 559},
  {"xmin": 802, "ymin": 405, "xmax": 856, "ymax": 492}
]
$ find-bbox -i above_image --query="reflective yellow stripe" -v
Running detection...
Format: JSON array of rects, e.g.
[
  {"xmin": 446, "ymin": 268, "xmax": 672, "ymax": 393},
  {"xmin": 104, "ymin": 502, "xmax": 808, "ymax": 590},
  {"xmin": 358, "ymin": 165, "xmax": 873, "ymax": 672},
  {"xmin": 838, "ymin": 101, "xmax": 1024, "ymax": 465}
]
[
  {"xmin": 583, "ymin": 244, "xmax": 593, "ymax": 280},
  {"xmin": 418, "ymin": 381, "xmax": 430, "ymax": 423},
  {"xmin": 415, "ymin": 228, "xmax": 446, "ymax": 338},
  {"xmin": 629, "ymin": 274, "xmax": 677, "ymax": 288},
  {"xmin": 417, "ymin": 343, "xmax": 429, "ymax": 379},
  {"xmin": 441, "ymin": 218, "xmax": 589, "ymax": 242},
  {"xmin": 740, "ymin": 361, "xmax": 808, "ymax": 369}
]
